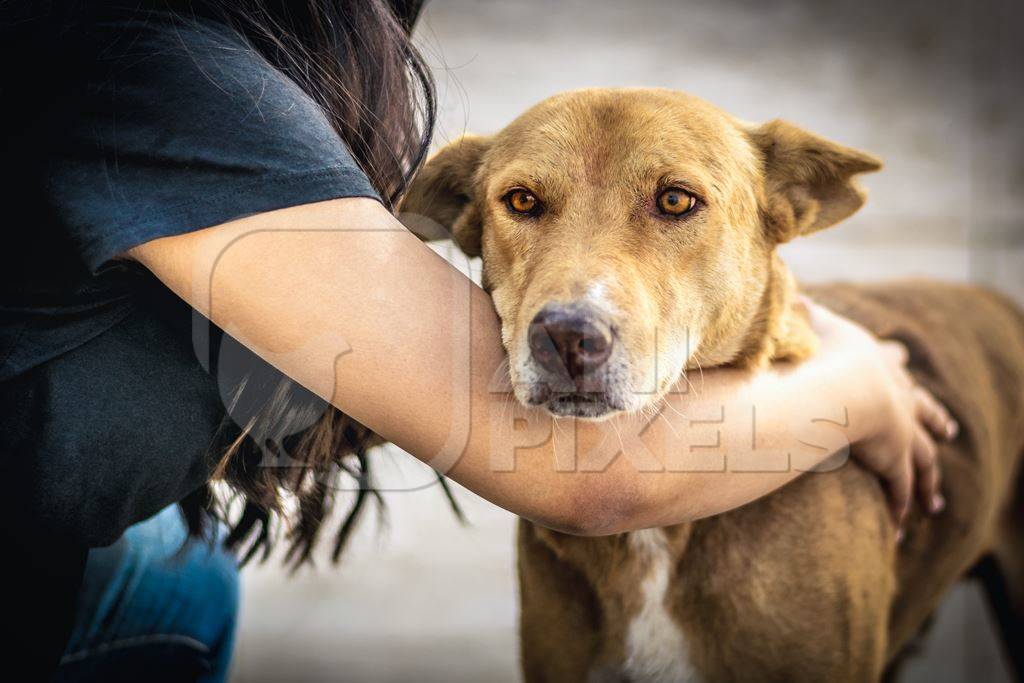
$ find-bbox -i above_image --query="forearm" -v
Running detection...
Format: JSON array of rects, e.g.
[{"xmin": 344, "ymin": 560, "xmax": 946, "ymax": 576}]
[
  {"xmin": 578, "ymin": 361, "xmax": 865, "ymax": 532},
  {"xmin": 130, "ymin": 197, "xmax": 872, "ymax": 534}
]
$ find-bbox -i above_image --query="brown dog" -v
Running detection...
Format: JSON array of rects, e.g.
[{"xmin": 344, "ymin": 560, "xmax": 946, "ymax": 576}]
[{"xmin": 401, "ymin": 88, "xmax": 1024, "ymax": 682}]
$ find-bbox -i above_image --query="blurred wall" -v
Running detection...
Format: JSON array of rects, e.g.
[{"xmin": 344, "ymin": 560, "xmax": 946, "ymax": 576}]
[{"xmin": 232, "ymin": 1, "xmax": 1023, "ymax": 681}]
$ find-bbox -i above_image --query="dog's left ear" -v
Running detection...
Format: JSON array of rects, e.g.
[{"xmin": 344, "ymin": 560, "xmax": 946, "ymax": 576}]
[
  {"xmin": 399, "ymin": 135, "xmax": 491, "ymax": 256},
  {"xmin": 747, "ymin": 120, "xmax": 882, "ymax": 243}
]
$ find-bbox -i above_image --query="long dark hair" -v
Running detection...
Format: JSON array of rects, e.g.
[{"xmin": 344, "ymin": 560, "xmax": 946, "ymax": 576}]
[
  {"xmin": 210, "ymin": 0, "xmax": 433, "ymax": 207},
  {"xmin": 179, "ymin": 0, "xmax": 455, "ymax": 567}
]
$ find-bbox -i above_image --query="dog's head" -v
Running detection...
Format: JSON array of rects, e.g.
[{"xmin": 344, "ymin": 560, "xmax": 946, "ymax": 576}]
[{"xmin": 402, "ymin": 89, "xmax": 880, "ymax": 419}]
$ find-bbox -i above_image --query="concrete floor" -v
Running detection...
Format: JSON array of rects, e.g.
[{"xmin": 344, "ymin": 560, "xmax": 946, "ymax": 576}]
[{"xmin": 232, "ymin": 0, "xmax": 1023, "ymax": 680}]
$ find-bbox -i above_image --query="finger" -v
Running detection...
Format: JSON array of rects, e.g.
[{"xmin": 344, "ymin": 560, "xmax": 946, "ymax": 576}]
[
  {"xmin": 877, "ymin": 342, "xmax": 913, "ymax": 392},
  {"xmin": 911, "ymin": 426, "xmax": 944, "ymax": 514},
  {"xmin": 893, "ymin": 365, "xmax": 914, "ymax": 391},
  {"xmin": 879, "ymin": 340, "xmax": 909, "ymax": 367},
  {"xmin": 886, "ymin": 455, "xmax": 913, "ymax": 529},
  {"xmin": 914, "ymin": 386, "xmax": 959, "ymax": 440}
]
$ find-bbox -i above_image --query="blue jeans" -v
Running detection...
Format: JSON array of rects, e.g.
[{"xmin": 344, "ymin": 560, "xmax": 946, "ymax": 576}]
[{"xmin": 55, "ymin": 506, "xmax": 240, "ymax": 682}]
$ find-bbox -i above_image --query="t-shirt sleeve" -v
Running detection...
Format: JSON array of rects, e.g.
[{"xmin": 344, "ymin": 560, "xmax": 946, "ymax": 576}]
[{"xmin": 38, "ymin": 10, "xmax": 380, "ymax": 272}]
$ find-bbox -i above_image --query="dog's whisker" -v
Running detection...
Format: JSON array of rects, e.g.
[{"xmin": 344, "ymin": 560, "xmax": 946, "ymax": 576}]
[
  {"xmin": 653, "ymin": 400, "xmax": 681, "ymax": 439},
  {"xmin": 678, "ymin": 367, "xmax": 701, "ymax": 400},
  {"xmin": 609, "ymin": 418, "xmax": 627, "ymax": 462},
  {"xmin": 657, "ymin": 397, "xmax": 689, "ymax": 428}
]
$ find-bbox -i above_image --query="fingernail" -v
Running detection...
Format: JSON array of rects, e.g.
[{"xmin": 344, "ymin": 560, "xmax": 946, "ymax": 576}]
[
  {"xmin": 946, "ymin": 420, "xmax": 959, "ymax": 439},
  {"xmin": 896, "ymin": 528, "xmax": 905, "ymax": 544},
  {"xmin": 931, "ymin": 494, "xmax": 946, "ymax": 513}
]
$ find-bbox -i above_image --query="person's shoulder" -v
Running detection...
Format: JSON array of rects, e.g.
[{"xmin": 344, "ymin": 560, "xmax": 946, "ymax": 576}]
[
  {"xmin": 88, "ymin": 4, "xmax": 337, "ymax": 149},
  {"xmin": 13, "ymin": 1, "xmax": 378, "ymax": 273}
]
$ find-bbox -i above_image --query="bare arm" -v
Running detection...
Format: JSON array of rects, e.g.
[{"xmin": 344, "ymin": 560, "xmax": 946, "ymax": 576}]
[{"xmin": 128, "ymin": 197, "xmax": 952, "ymax": 535}]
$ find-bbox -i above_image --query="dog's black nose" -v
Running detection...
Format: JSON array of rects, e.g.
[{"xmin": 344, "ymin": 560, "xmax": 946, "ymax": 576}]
[{"xmin": 528, "ymin": 307, "xmax": 613, "ymax": 379}]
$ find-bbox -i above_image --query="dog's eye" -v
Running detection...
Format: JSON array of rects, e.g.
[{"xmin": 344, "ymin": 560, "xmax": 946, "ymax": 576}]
[
  {"xmin": 656, "ymin": 188, "xmax": 696, "ymax": 217},
  {"xmin": 505, "ymin": 189, "xmax": 540, "ymax": 215}
]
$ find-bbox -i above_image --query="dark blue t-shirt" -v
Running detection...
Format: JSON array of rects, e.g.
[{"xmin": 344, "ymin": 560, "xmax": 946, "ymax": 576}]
[{"xmin": 0, "ymin": 2, "xmax": 380, "ymax": 548}]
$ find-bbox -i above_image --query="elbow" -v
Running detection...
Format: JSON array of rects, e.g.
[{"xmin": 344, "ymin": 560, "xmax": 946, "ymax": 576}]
[
  {"xmin": 529, "ymin": 472, "xmax": 708, "ymax": 537},
  {"xmin": 535, "ymin": 478, "xmax": 645, "ymax": 537}
]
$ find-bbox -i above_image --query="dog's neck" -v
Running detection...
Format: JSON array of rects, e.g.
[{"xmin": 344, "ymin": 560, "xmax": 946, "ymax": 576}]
[{"xmin": 728, "ymin": 253, "xmax": 818, "ymax": 370}]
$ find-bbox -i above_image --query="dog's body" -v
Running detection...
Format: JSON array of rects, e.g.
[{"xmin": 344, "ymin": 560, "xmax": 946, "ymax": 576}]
[
  {"xmin": 518, "ymin": 282, "xmax": 1024, "ymax": 683},
  {"xmin": 401, "ymin": 88, "xmax": 1024, "ymax": 681}
]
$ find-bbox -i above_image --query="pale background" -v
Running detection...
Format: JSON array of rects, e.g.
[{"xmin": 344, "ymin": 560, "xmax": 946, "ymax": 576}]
[{"xmin": 231, "ymin": 0, "xmax": 1024, "ymax": 680}]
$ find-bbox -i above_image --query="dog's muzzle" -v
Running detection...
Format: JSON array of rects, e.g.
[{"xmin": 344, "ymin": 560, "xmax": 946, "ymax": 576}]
[{"xmin": 525, "ymin": 304, "xmax": 620, "ymax": 418}]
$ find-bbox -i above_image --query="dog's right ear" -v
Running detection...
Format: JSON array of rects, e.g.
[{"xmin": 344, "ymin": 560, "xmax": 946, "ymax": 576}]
[{"xmin": 399, "ymin": 135, "xmax": 491, "ymax": 257}]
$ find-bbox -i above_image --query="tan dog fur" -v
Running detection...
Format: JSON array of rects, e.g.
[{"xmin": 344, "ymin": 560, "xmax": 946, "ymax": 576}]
[{"xmin": 401, "ymin": 88, "xmax": 1024, "ymax": 682}]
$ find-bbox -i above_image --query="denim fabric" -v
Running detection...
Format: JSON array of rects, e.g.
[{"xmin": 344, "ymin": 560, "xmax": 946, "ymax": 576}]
[{"xmin": 56, "ymin": 506, "xmax": 240, "ymax": 683}]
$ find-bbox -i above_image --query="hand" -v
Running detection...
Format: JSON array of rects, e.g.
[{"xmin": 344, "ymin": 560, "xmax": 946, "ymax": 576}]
[{"xmin": 804, "ymin": 299, "xmax": 958, "ymax": 531}]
